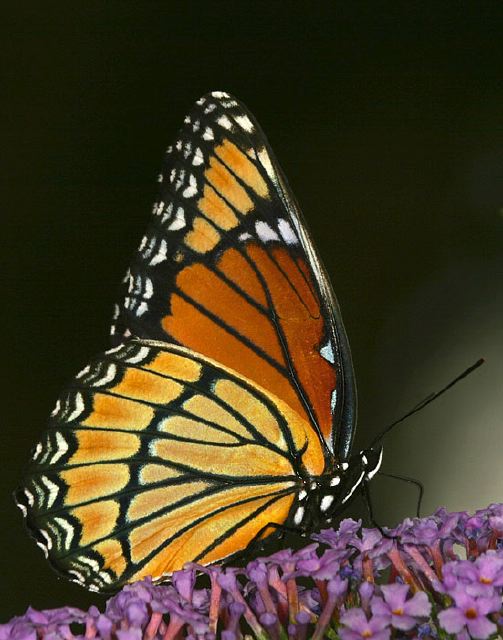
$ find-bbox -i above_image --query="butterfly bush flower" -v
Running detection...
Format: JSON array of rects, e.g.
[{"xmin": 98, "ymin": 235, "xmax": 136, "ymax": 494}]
[{"xmin": 3, "ymin": 504, "xmax": 503, "ymax": 639}]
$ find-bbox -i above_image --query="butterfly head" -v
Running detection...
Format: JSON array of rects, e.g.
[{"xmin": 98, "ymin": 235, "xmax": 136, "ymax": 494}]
[
  {"xmin": 296, "ymin": 446, "xmax": 384, "ymax": 528},
  {"xmin": 361, "ymin": 445, "xmax": 384, "ymax": 481}
]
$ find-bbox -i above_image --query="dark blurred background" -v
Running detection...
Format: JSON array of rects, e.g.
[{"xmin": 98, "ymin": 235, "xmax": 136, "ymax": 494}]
[{"xmin": 2, "ymin": 2, "xmax": 502, "ymax": 620}]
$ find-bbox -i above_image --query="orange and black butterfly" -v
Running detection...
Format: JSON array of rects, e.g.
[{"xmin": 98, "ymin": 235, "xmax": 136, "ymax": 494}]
[{"xmin": 15, "ymin": 92, "xmax": 383, "ymax": 593}]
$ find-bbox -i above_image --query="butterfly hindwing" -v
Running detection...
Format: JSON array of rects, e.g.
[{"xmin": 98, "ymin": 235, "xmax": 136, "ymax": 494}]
[
  {"xmin": 111, "ymin": 91, "xmax": 356, "ymax": 459},
  {"xmin": 16, "ymin": 340, "xmax": 324, "ymax": 591}
]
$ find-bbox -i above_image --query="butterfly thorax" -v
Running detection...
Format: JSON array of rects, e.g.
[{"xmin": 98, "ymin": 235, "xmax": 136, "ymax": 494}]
[{"xmin": 292, "ymin": 446, "xmax": 383, "ymax": 531}]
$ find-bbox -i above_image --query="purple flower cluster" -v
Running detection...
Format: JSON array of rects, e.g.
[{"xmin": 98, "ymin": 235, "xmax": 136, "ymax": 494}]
[{"xmin": 2, "ymin": 504, "xmax": 503, "ymax": 639}]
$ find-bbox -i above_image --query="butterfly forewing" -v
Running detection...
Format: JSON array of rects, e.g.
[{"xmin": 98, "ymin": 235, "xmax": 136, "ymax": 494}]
[{"xmin": 111, "ymin": 91, "xmax": 356, "ymax": 458}]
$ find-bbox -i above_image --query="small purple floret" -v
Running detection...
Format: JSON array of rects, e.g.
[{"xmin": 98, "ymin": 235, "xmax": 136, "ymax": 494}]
[{"xmin": 339, "ymin": 608, "xmax": 391, "ymax": 640}]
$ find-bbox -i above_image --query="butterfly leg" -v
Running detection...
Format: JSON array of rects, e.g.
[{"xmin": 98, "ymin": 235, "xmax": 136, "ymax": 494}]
[
  {"xmin": 378, "ymin": 471, "xmax": 424, "ymax": 517},
  {"xmin": 362, "ymin": 480, "xmax": 393, "ymax": 538}
]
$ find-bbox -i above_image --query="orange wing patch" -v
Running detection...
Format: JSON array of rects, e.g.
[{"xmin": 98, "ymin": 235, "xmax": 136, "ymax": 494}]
[
  {"xmin": 163, "ymin": 240, "xmax": 337, "ymax": 445},
  {"xmin": 128, "ymin": 481, "xmax": 211, "ymax": 521},
  {"xmin": 82, "ymin": 394, "xmax": 154, "ymax": 431},
  {"xmin": 214, "ymin": 139, "xmax": 269, "ymax": 199},
  {"xmin": 69, "ymin": 431, "xmax": 141, "ymax": 465},
  {"xmin": 142, "ymin": 351, "xmax": 202, "ymax": 382},
  {"xmin": 184, "ymin": 216, "xmax": 221, "ymax": 253},
  {"xmin": 246, "ymin": 245, "xmax": 336, "ymax": 441},
  {"xmin": 127, "ymin": 483, "xmax": 294, "ymax": 579},
  {"xmin": 71, "ymin": 499, "xmax": 120, "ymax": 545},
  {"xmin": 217, "ymin": 247, "xmax": 268, "ymax": 307},
  {"xmin": 199, "ymin": 493, "xmax": 294, "ymax": 565},
  {"xmin": 61, "ymin": 463, "xmax": 130, "ymax": 505},
  {"xmin": 159, "ymin": 415, "xmax": 241, "ymax": 444},
  {"xmin": 139, "ymin": 464, "xmax": 182, "ymax": 485},
  {"xmin": 151, "ymin": 440, "xmax": 294, "ymax": 477},
  {"xmin": 198, "ymin": 185, "xmax": 239, "ymax": 230},
  {"xmin": 110, "ymin": 368, "xmax": 184, "ymax": 405},
  {"xmin": 92, "ymin": 538, "xmax": 127, "ymax": 580},
  {"xmin": 162, "ymin": 294, "xmax": 303, "ymax": 418},
  {"xmin": 206, "ymin": 156, "xmax": 254, "ymax": 215},
  {"xmin": 176, "ymin": 263, "xmax": 285, "ymax": 365}
]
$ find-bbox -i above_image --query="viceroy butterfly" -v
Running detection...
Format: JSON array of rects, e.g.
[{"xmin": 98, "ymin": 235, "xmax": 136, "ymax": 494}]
[{"xmin": 15, "ymin": 91, "xmax": 383, "ymax": 593}]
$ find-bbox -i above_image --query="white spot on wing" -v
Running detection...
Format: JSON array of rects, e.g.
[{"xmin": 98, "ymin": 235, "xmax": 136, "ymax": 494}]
[
  {"xmin": 40, "ymin": 475, "xmax": 59, "ymax": 509},
  {"xmin": 235, "ymin": 114, "xmax": 254, "ymax": 132},
  {"xmin": 93, "ymin": 363, "xmax": 117, "ymax": 387},
  {"xmin": 331, "ymin": 389, "xmax": 338, "ymax": 413},
  {"xmin": 258, "ymin": 148, "xmax": 276, "ymax": 181},
  {"xmin": 202, "ymin": 127, "xmax": 214, "ymax": 141},
  {"xmin": 182, "ymin": 175, "xmax": 198, "ymax": 198},
  {"xmin": 255, "ymin": 221, "xmax": 280, "ymax": 242},
  {"xmin": 67, "ymin": 393, "xmax": 85, "ymax": 422},
  {"xmin": 24, "ymin": 489, "xmax": 34, "ymax": 506},
  {"xmin": 68, "ymin": 569, "xmax": 85, "ymax": 583},
  {"xmin": 168, "ymin": 207, "xmax": 186, "ymax": 230},
  {"xmin": 144, "ymin": 277, "xmax": 154, "ymax": 299},
  {"xmin": 149, "ymin": 239, "xmax": 168, "ymax": 266},
  {"xmin": 217, "ymin": 115, "xmax": 233, "ymax": 130},
  {"xmin": 278, "ymin": 218, "xmax": 298, "ymax": 245},
  {"xmin": 99, "ymin": 571, "xmax": 113, "ymax": 584},
  {"xmin": 330, "ymin": 476, "xmax": 341, "ymax": 487},
  {"xmin": 124, "ymin": 346, "xmax": 150, "ymax": 364},
  {"xmin": 192, "ymin": 147, "xmax": 204, "ymax": 166},
  {"xmin": 105, "ymin": 344, "xmax": 123, "ymax": 355},
  {"xmin": 78, "ymin": 556, "xmax": 101, "ymax": 572},
  {"xmin": 153, "ymin": 201, "xmax": 164, "ymax": 215},
  {"xmin": 54, "ymin": 517, "xmax": 74, "ymax": 550},
  {"xmin": 183, "ymin": 141, "xmax": 192, "ymax": 159},
  {"xmin": 49, "ymin": 432, "xmax": 68, "ymax": 464},
  {"xmin": 32, "ymin": 442, "xmax": 43, "ymax": 461},
  {"xmin": 320, "ymin": 342, "xmax": 335, "ymax": 364},
  {"xmin": 211, "ymin": 91, "xmax": 230, "ymax": 99},
  {"xmin": 51, "ymin": 400, "xmax": 61, "ymax": 417},
  {"xmin": 136, "ymin": 301, "xmax": 148, "ymax": 316},
  {"xmin": 175, "ymin": 169, "xmax": 186, "ymax": 191},
  {"xmin": 39, "ymin": 528, "xmax": 52, "ymax": 550},
  {"xmin": 37, "ymin": 541, "xmax": 49, "ymax": 558}
]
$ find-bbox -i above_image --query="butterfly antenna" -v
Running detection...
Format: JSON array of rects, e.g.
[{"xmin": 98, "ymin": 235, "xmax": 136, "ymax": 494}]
[{"xmin": 369, "ymin": 358, "xmax": 485, "ymax": 449}]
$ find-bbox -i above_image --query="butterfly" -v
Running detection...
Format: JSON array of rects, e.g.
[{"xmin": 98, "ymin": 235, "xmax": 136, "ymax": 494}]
[{"xmin": 15, "ymin": 91, "xmax": 383, "ymax": 593}]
